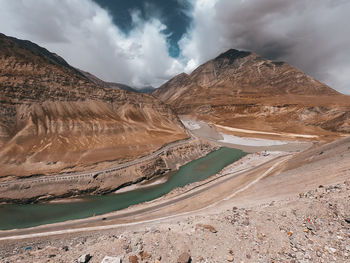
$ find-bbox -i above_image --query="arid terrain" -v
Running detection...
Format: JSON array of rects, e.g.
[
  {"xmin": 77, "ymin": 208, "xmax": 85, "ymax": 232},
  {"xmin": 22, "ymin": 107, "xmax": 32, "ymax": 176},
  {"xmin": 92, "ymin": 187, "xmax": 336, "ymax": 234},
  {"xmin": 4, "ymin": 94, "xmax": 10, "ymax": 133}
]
[
  {"xmin": 1, "ymin": 33, "xmax": 350, "ymax": 263},
  {"xmin": 0, "ymin": 33, "xmax": 187, "ymax": 179},
  {"xmin": 153, "ymin": 49, "xmax": 350, "ymax": 139},
  {"xmin": 1, "ymin": 134, "xmax": 350, "ymax": 263}
]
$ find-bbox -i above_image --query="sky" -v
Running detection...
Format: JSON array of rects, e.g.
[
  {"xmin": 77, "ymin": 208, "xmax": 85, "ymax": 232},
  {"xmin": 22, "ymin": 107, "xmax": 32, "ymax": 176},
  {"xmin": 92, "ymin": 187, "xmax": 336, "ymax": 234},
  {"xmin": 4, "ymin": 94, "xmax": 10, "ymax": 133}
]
[{"xmin": 0, "ymin": 0, "xmax": 349, "ymax": 93}]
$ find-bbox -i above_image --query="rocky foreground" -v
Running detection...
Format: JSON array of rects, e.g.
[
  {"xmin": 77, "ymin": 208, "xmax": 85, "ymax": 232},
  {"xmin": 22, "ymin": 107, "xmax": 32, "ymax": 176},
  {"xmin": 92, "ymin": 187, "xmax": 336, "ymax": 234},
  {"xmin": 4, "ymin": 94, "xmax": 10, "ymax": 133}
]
[{"xmin": 1, "ymin": 180, "xmax": 349, "ymax": 263}]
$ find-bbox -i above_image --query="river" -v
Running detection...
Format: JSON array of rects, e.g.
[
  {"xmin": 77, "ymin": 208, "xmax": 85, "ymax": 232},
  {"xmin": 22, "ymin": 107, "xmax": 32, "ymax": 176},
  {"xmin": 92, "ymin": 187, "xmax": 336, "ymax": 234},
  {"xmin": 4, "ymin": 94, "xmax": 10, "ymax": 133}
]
[{"xmin": 0, "ymin": 147, "xmax": 246, "ymax": 230}]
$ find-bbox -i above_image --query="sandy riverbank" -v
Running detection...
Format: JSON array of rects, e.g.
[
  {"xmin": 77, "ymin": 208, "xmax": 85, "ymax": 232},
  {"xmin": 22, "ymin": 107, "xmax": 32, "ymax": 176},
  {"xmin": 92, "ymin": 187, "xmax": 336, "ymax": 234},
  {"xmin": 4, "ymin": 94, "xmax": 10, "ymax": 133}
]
[{"xmin": 181, "ymin": 117, "xmax": 313, "ymax": 153}]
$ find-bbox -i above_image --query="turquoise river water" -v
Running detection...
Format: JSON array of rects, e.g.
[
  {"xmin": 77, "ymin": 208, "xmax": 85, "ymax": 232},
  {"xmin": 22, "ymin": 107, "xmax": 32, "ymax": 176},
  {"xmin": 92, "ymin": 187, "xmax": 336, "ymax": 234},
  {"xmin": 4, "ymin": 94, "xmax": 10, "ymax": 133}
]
[{"xmin": 0, "ymin": 147, "xmax": 246, "ymax": 230}]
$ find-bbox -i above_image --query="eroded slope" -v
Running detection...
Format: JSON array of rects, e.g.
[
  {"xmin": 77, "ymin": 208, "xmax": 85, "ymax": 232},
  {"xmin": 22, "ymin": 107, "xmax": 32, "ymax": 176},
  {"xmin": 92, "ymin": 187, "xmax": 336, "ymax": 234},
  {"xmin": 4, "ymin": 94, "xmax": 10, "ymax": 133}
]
[{"xmin": 0, "ymin": 33, "xmax": 187, "ymax": 178}]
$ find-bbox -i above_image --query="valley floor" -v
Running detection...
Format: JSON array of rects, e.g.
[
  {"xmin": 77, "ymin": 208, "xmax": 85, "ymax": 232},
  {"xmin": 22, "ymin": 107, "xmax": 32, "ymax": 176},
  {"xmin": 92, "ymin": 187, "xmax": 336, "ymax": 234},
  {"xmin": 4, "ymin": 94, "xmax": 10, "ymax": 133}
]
[{"xmin": 1, "ymin": 119, "xmax": 349, "ymax": 262}]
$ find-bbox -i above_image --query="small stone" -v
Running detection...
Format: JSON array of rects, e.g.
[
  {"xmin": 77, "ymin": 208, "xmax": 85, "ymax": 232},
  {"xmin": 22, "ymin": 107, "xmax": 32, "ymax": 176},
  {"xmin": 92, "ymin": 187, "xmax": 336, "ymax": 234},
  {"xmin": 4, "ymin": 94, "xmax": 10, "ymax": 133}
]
[
  {"xmin": 345, "ymin": 217, "xmax": 350, "ymax": 223},
  {"xmin": 196, "ymin": 224, "xmax": 217, "ymax": 233},
  {"xmin": 226, "ymin": 254, "xmax": 234, "ymax": 262},
  {"xmin": 101, "ymin": 256, "xmax": 122, "ymax": 263},
  {"xmin": 177, "ymin": 252, "xmax": 191, "ymax": 263},
  {"xmin": 61, "ymin": 246, "xmax": 69, "ymax": 252},
  {"xmin": 287, "ymin": 231, "xmax": 293, "ymax": 237},
  {"xmin": 77, "ymin": 254, "xmax": 92, "ymax": 263},
  {"xmin": 129, "ymin": 255, "xmax": 139, "ymax": 263},
  {"xmin": 139, "ymin": 251, "xmax": 151, "ymax": 260},
  {"xmin": 242, "ymin": 219, "xmax": 250, "ymax": 226},
  {"xmin": 329, "ymin": 247, "xmax": 337, "ymax": 253}
]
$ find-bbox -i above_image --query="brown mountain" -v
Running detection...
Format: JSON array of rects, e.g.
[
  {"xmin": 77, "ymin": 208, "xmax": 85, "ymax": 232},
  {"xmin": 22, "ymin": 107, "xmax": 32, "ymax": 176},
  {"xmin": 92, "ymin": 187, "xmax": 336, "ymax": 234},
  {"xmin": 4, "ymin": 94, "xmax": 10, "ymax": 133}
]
[
  {"xmin": 0, "ymin": 33, "xmax": 187, "ymax": 178},
  {"xmin": 153, "ymin": 49, "xmax": 350, "ymax": 137}
]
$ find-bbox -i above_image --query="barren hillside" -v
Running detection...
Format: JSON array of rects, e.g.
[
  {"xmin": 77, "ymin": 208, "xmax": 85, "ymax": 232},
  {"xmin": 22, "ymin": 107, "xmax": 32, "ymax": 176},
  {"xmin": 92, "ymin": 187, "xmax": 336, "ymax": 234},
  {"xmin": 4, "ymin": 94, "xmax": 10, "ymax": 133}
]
[
  {"xmin": 153, "ymin": 49, "xmax": 350, "ymax": 137},
  {"xmin": 0, "ymin": 33, "xmax": 187, "ymax": 178}
]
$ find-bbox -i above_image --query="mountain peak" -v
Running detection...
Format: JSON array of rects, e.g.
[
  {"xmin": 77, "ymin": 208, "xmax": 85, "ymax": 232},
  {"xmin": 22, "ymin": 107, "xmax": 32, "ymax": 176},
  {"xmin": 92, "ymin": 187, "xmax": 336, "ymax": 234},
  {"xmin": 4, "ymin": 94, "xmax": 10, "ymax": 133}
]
[{"xmin": 215, "ymin": 49, "xmax": 251, "ymax": 63}]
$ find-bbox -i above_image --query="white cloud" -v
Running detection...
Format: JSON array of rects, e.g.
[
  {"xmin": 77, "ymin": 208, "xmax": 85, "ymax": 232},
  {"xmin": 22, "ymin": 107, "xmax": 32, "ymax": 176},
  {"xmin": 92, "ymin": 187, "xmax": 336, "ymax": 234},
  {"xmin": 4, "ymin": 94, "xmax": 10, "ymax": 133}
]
[
  {"xmin": 179, "ymin": 0, "xmax": 350, "ymax": 94},
  {"xmin": 0, "ymin": 0, "xmax": 349, "ymax": 93},
  {"xmin": 0, "ymin": 0, "xmax": 184, "ymax": 87}
]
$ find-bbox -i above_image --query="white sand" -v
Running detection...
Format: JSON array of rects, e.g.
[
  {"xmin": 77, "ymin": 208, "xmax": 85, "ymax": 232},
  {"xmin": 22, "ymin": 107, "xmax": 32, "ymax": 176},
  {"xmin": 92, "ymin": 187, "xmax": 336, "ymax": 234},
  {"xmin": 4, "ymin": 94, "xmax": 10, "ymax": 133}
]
[
  {"xmin": 216, "ymin": 124, "xmax": 318, "ymax": 139},
  {"xmin": 218, "ymin": 133, "xmax": 288, "ymax": 146},
  {"xmin": 181, "ymin": 120, "xmax": 201, "ymax": 130}
]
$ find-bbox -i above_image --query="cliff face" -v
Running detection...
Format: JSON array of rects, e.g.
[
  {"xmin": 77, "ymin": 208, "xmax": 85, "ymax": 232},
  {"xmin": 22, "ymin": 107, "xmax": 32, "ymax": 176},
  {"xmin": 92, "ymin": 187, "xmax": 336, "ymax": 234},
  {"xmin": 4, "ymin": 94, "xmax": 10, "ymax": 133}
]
[
  {"xmin": 0, "ymin": 33, "xmax": 187, "ymax": 178},
  {"xmin": 153, "ymin": 49, "xmax": 350, "ymax": 136}
]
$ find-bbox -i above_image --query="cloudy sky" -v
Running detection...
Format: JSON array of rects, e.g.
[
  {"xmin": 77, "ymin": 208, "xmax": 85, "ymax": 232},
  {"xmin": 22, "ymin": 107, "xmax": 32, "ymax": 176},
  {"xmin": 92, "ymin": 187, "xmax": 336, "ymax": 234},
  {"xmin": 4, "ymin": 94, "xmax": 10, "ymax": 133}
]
[{"xmin": 0, "ymin": 0, "xmax": 349, "ymax": 93}]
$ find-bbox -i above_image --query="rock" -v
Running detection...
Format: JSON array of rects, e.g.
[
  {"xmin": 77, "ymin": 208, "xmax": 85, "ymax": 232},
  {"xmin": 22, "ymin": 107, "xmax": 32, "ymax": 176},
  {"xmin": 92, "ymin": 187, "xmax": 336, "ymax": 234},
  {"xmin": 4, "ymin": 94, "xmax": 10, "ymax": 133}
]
[
  {"xmin": 345, "ymin": 217, "xmax": 350, "ymax": 223},
  {"xmin": 122, "ymin": 244, "xmax": 129, "ymax": 250},
  {"xmin": 77, "ymin": 254, "xmax": 92, "ymax": 263},
  {"xmin": 61, "ymin": 246, "xmax": 69, "ymax": 252},
  {"xmin": 139, "ymin": 251, "xmax": 151, "ymax": 260},
  {"xmin": 177, "ymin": 252, "xmax": 191, "ymax": 263},
  {"xmin": 196, "ymin": 224, "xmax": 217, "ymax": 233},
  {"xmin": 129, "ymin": 255, "xmax": 139, "ymax": 263},
  {"xmin": 242, "ymin": 219, "xmax": 250, "ymax": 226},
  {"xmin": 101, "ymin": 256, "xmax": 122, "ymax": 263},
  {"xmin": 226, "ymin": 254, "xmax": 234, "ymax": 262},
  {"xmin": 329, "ymin": 247, "xmax": 337, "ymax": 253}
]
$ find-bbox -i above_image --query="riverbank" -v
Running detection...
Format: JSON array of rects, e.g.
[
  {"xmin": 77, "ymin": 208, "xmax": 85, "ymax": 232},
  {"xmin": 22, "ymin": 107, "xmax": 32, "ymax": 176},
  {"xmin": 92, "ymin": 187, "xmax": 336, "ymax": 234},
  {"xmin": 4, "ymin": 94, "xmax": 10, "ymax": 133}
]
[
  {"xmin": 2, "ymin": 181, "xmax": 348, "ymax": 263},
  {"xmin": 2, "ymin": 134, "xmax": 350, "ymax": 262},
  {"xmin": 0, "ymin": 147, "xmax": 246, "ymax": 230},
  {"xmin": 181, "ymin": 117, "xmax": 313, "ymax": 153},
  {"xmin": 0, "ymin": 150, "xmax": 287, "ymax": 237},
  {"xmin": 0, "ymin": 139, "xmax": 216, "ymax": 204}
]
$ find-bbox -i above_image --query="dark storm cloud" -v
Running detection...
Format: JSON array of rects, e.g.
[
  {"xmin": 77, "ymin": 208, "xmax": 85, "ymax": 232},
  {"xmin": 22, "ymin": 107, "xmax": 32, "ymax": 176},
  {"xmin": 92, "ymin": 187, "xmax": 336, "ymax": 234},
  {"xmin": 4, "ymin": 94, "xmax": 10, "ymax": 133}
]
[
  {"xmin": 0, "ymin": 0, "xmax": 185, "ymax": 87},
  {"xmin": 93, "ymin": 0, "xmax": 193, "ymax": 57},
  {"xmin": 181, "ymin": 0, "xmax": 350, "ymax": 94}
]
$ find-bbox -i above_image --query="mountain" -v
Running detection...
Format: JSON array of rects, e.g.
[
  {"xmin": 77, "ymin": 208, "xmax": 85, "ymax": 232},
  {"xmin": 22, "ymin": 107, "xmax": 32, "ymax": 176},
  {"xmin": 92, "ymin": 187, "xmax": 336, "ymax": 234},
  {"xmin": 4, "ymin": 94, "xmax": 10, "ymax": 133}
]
[
  {"xmin": 153, "ymin": 49, "xmax": 350, "ymax": 136},
  {"xmin": 77, "ymin": 69, "xmax": 136, "ymax": 92},
  {"xmin": 79, "ymin": 70, "xmax": 155, "ymax": 94},
  {"xmin": 137, "ymin": 86, "xmax": 155, "ymax": 94},
  {"xmin": 0, "ymin": 33, "xmax": 187, "ymax": 178}
]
